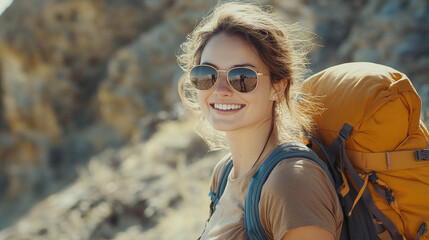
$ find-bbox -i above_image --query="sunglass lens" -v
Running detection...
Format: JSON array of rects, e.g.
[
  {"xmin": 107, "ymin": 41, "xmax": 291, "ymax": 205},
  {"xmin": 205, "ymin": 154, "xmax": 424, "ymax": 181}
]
[
  {"xmin": 190, "ymin": 66, "xmax": 218, "ymax": 90},
  {"xmin": 228, "ymin": 68, "xmax": 258, "ymax": 93}
]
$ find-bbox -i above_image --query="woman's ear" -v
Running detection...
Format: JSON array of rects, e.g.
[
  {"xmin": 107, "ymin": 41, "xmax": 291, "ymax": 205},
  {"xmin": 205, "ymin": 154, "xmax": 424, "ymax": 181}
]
[{"xmin": 270, "ymin": 78, "xmax": 288, "ymax": 101}]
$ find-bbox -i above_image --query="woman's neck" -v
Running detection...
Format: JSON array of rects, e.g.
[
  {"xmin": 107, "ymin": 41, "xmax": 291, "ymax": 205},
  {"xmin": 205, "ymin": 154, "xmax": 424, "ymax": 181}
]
[{"xmin": 226, "ymin": 119, "xmax": 279, "ymax": 179}]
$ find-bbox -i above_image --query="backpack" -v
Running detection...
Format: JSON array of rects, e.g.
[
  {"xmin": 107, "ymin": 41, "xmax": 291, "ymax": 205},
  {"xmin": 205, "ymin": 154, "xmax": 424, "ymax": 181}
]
[
  {"xmin": 206, "ymin": 62, "xmax": 429, "ymax": 240},
  {"xmin": 301, "ymin": 62, "xmax": 429, "ymax": 240}
]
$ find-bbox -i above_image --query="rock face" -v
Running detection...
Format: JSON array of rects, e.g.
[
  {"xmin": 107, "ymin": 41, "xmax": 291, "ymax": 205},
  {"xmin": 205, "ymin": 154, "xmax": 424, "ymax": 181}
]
[
  {"xmin": 0, "ymin": 0, "xmax": 428, "ymax": 238},
  {"xmin": 306, "ymin": 0, "xmax": 429, "ymax": 87},
  {"xmin": 0, "ymin": 119, "xmax": 222, "ymax": 240},
  {"xmin": 0, "ymin": 0, "xmax": 215, "ymax": 230}
]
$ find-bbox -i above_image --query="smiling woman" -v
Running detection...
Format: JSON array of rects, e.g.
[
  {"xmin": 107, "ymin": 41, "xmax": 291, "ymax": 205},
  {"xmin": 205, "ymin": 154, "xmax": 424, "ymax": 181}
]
[{"xmin": 177, "ymin": 1, "xmax": 343, "ymax": 240}]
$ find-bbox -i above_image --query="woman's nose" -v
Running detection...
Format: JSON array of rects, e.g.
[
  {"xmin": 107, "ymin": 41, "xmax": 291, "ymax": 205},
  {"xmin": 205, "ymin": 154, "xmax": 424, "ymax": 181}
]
[{"xmin": 213, "ymin": 74, "xmax": 234, "ymax": 97}]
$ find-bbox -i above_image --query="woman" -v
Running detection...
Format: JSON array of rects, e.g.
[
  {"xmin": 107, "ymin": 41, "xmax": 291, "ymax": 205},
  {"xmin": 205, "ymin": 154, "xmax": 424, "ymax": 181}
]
[{"xmin": 177, "ymin": 2, "xmax": 343, "ymax": 240}]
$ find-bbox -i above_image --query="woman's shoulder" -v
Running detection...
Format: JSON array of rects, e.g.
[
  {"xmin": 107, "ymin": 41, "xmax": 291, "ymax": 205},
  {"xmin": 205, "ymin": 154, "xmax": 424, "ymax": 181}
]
[
  {"xmin": 263, "ymin": 157, "xmax": 334, "ymax": 194},
  {"xmin": 213, "ymin": 154, "xmax": 232, "ymax": 174},
  {"xmin": 209, "ymin": 154, "xmax": 232, "ymax": 192},
  {"xmin": 276, "ymin": 157, "xmax": 326, "ymax": 174},
  {"xmin": 259, "ymin": 157, "xmax": 343, "ymax": 239}
]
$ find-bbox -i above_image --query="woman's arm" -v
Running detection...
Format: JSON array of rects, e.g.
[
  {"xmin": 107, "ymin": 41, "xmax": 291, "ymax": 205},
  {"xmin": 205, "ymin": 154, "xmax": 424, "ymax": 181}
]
[{"xmin": 281, "ymin": 226, "xmax": 334, "ymax": 240}]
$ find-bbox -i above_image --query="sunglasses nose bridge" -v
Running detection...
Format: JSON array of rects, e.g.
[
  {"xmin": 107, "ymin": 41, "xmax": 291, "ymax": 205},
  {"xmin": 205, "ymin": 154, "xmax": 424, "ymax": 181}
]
[
  {"xmin": 213, "ymin": 69, "xmax": 234, "ymax": 93},
  {"xmin": 217, "ymin": 69, "xmax": 228, "ymax": 77},
  {"xmin": 215, "ymin": 69, "xmax": 229, "ymax": 85}
]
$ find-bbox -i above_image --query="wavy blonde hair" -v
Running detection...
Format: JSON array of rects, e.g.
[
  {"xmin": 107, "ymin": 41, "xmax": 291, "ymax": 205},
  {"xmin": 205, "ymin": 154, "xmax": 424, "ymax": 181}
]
[{"xmin": 177, "ymin": 1, "xmax": 318, "ymax": 150}]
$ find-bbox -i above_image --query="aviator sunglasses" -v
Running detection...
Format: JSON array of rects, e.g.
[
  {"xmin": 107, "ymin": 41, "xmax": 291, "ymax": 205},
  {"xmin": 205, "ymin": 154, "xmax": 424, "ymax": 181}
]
[{"xmin": 189, "ymin": 65, "xmax": 268, "ymax": 93}]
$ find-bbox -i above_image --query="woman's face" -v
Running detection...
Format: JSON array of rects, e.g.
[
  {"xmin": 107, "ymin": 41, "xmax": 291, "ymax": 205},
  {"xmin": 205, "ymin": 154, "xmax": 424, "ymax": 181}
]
[{"xmin": 197, "ymin": 33, "xmax": 276, "ymax": 133}]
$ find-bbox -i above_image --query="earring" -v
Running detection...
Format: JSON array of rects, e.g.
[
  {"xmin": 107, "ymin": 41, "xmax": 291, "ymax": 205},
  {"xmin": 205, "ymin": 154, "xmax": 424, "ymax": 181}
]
[{"xmin": 271, "ymin": 95, "xmax": 277, "ymax": 100}]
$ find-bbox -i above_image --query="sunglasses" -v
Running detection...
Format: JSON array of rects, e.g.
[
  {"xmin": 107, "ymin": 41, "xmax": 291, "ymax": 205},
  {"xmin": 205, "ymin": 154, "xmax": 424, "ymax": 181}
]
[{"xmin": 189, "ymin": 65, "xmax": 268, "ymax": 93}]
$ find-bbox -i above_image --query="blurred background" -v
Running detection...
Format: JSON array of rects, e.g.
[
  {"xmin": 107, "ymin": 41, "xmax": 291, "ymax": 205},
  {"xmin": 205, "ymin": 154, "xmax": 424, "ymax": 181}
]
[{"xmin": 0, "ymin": 0, "xmax": 428, "ymax": 239}]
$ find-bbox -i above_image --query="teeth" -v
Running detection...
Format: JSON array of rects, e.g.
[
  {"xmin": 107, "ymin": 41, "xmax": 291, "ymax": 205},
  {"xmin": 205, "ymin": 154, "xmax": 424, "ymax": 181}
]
[{"xmin": 214, "ymin": 104, "xmax": 242, "ymax": 110}]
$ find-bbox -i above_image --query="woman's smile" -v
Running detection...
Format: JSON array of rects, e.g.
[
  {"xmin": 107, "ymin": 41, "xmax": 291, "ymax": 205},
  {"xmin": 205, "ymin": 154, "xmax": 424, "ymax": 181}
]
[{"xmin": 211, "ymin": 103, "xmax": 245, "ymax": 111}]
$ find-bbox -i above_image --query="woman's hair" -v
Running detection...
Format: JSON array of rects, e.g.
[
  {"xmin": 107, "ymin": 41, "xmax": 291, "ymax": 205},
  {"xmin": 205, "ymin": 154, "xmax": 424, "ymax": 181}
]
[{"xmin": 177, "ymin": 1, "xmax": 318, "ymax": 150}]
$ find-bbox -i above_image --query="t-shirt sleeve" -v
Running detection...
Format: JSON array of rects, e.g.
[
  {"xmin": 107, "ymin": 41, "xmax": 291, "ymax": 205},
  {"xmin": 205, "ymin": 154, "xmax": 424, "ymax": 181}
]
[
  {"xmin": 209, "ymin": 154, "xmax": 232, "ymax": 194},
  {"xmin": 259, "ymin": 158, "xmax": 343, "ymax": 240}
]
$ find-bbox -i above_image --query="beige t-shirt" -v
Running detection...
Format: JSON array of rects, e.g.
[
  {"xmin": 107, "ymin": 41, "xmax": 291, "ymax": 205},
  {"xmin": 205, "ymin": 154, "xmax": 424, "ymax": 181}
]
[{"xmin": 200, "ymin": 155, "xmax": 343, "ymax": 240}]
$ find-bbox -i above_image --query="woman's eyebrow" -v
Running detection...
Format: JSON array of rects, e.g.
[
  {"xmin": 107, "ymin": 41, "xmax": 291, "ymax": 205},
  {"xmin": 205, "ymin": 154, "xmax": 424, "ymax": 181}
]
[
  {"xmin": 200, "ymin": 62, "xmax": 257, "ymax": 69},
  {"xmin": 200, "ymin": 62, "xmax": 219, "ymax": 68},
  {"xmin": 233, "ymin": 63, "xmax": 257, "ymax": 68}
]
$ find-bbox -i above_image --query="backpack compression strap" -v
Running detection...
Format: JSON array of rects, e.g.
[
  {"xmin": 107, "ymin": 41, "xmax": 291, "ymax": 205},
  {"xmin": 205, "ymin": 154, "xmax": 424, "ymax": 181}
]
[{"xmin": 245, "ymin": 143, "xmax": 333, "ymax": 239}]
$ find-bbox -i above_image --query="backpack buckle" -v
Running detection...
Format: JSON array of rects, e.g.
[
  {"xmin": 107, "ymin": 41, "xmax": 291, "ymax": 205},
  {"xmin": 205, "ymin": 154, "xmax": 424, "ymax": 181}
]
[
  {"xmin": 339, "ymin": 123, "xmax": 353, "ymax": 140},
  {"xmin": 418, "ymin": 223, "xmax": 427, "ymax": 237},
  {"xmin": 385, "ymin": 189, "xmax": 395, "ymax": 205},
  {"xmin": 415, "ymin": 150, "xmax": 429, "ymax": 161},
  {"xmin": 369, "ymin": 172, "xmax": 378, "ymax": 184}
]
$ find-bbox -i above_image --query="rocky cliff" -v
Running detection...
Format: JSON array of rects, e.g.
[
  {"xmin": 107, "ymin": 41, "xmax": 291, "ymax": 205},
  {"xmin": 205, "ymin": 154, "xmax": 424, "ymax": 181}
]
[
  {"xmin": 0, "ymin": 0, "xmax": 428, "ymax": 239},
  {"xmin": 0, "ymin": 0, "xmax": 215, "ymax": 231}
]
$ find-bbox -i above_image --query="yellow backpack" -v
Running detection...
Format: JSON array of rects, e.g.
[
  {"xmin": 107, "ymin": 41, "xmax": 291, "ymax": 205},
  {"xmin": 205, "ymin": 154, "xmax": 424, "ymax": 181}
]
[{"xmin": 301, "ymin": 62, "xmax": 429, "ymax": 240}]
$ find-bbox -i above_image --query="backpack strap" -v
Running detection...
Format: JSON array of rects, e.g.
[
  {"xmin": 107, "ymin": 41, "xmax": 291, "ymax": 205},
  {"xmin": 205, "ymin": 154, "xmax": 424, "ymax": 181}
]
[
  {"xmin": 208, "ymin": 157, "xmax": 233, "ymax": 216},
  {"xmin": 330, "ymin": 124, "xmax": 403, "ymax": 240},
  {"xmin": 244, "ymin": 142, "xmax": 332, "ymax": 239},
  {"xmin": 200, "ymin": 158, "xmax": 234, "ymax": 239}
]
